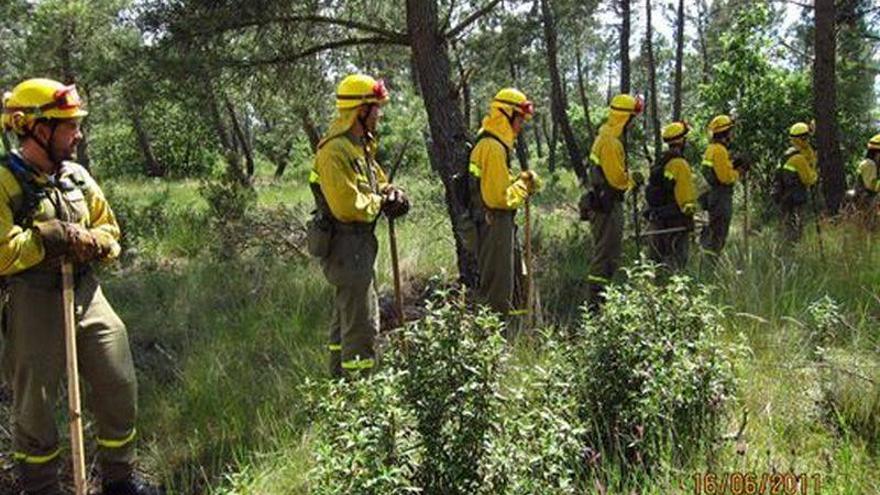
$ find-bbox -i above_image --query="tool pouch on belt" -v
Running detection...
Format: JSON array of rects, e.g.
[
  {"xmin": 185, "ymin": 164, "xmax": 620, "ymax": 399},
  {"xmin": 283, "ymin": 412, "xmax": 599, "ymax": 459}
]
[
  {"xmin": 452, "ymin": 170, "xmax": 484, "ymax": 255},
  {"xmin": 306, "ymin": 211, "xmax": 334, "ymax": 259},
  {"xmin": 587, "ymin": 166, "xmax": 621, "ymax": 215},
  {"xmin": 307, "ymin": 183, "xmax": 335, "ymax": 259}
]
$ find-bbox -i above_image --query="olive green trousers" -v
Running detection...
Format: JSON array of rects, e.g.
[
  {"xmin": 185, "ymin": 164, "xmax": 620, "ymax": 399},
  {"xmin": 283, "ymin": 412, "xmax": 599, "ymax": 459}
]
[{"xmin": 2, "ymin": 270, "xmax": 137, "ymax": 493}]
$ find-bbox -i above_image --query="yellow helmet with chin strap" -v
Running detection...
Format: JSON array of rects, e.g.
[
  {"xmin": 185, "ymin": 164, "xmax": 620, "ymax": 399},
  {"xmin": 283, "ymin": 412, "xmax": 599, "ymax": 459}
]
[
  {"xmin": 707, "ymin": 114, "xmax": 734, "ymax": 137},
  {"xmin": 491, "ymin": 88, "xmax": 534, "ymax": 121},
  {"xmin": 662, "ymin": 121, "xmax": 690, "ymax": 143},
  {"xmin": 868, "ymin": 133, "xmax": 880, "ymax": 151},
  {"xmin": 789, "ymin": 122, "xmax": 812, "ymax": 138},
  {"xmin": 2, "ymin": 78, "xmax": 88, "ymax": 136},
  {"xmin": 335, "ymin": 74, "xmax": 389, "ymax": 110}
]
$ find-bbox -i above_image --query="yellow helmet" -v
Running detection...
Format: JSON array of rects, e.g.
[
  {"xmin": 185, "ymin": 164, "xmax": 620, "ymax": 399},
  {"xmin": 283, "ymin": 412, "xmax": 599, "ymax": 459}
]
[
  {"xmin": 491, "ymin": 88, "xmax": 534, "ymax": 121},
  {"xmin": 335, "ymin": 74, "xmax": 389, "ymax": 110},
  {"xmin": 662, "ymin": 121, "xmax": 690, "ymax": 143},
  {"xmin": 868, "ymin": 133, "xmax": 880, "ymax": 151},
  {"xmin": 789, "ymin": 122, "xmax": 812, "ymax": 138},
  {"xmin": 707, "ymin": 114, "xmax": 734, "ymax": 137},
  {"xmin": 609, "ymin": 93, "xmax": 643, "ymax": 114},
  {"xmin": 2, "ymin": 78, "xmax": 88, "ymax": 135}
]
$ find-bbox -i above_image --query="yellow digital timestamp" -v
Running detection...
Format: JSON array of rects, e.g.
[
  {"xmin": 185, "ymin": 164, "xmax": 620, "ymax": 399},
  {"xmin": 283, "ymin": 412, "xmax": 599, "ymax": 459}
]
[{"xmin": 693, "ymin": 472, "xmax": 822, "ymax": 495}]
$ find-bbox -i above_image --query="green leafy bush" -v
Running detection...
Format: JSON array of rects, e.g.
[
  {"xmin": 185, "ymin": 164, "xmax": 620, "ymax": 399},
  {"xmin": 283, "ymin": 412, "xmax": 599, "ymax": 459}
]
[
  {"xmin": 571, "ymin": 265, "xmax": 742, "ymax": 469},
  {"xmin": 307, "ymin": 298, "xmax": 508, "ymax": 495}
]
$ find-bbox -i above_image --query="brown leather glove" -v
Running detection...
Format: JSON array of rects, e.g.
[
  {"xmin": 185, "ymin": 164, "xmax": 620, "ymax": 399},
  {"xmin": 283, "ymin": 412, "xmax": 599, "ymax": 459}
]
[
  {"xmin": 382, "ymin": 186, "xmax": 410, "ymax": 219},
  {"xmin": 34, "ymin": 220, "xmax": 102, "ymax": 263},
  {"xmin": 65, "ymin": 224, "xmax": 102, "ymax": 263},
  {"xmin": 34, "ymin": 220, "xmax": 69, "ymax": 259}
]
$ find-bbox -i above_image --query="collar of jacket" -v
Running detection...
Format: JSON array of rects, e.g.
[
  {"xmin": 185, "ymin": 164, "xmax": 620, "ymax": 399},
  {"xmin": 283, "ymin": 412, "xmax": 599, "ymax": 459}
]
[
  {"xmin": 9, "ymin": 150, "xmax": 49, "ymax": 186},
  {"xmin": 599, "ymin": 110, "xmax": 630, "ymax": 140},
  {"xmin": 479, "ymin": 108, "xmax": 516, "ymax": 149}
]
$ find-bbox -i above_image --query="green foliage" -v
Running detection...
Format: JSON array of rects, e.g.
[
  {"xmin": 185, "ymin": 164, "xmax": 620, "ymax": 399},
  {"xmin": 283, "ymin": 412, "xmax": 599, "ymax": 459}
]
[
  {"xmin": 199, "ymin": 173, "xmax": 257, "ymax": 224},
  {"xmin": 307, "ymin": 299, "xmax": 508, "ymax": 495},
  {"xmin": 572, "ymin": 265, "xmax": 742, "ymax": 468},
  {"xmin": 698, "ymin": 3, "xmax": 812, "ymax": 206}
]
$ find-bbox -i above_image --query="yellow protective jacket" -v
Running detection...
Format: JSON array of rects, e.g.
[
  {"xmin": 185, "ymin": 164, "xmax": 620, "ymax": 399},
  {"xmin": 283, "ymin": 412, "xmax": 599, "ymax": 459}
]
[
  {"xmin": 665, "ymin": 157, "xmax": 698, "ymax": 212},
  {"xmin": 702, "ymin": 142, "xmax": 739, "ymax": 186},
  {"xmin": 311, "ymin": 129, "xmax": 388, "ymax": 224},
  {"xmin": 783, "ymin": 142, "xmax": 818, "ymax": 187},
  {"xmin": 469, "ymin": 109, "xmax": 530, "ymax": 210},
  {"xmin": 0, "ymin": 153, "xmax": 120, "ymax": 276},
  {"xmin": 859, "ymin": 158, "xmax": 880, "ymax": 193},
  {"xmin": 590, "ymin": 112, "xmax": 634, "ymax": 191}
]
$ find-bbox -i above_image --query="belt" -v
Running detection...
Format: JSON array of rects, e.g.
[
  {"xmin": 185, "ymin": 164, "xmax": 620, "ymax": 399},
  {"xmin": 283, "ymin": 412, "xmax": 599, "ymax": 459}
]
[
  {"xmin": 333, "ymin": 221, "xmax": 374, "ymax": 234},
  {"xmin": 5, "ymin": 265, "xmax": 93, "ymax": 290}
]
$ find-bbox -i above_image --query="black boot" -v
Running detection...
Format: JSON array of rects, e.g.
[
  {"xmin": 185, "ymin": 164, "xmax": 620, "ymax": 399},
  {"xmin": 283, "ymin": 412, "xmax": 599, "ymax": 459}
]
[{"xmin": 102, "ymin": 474, "xmax": 163, "ymax": 495}]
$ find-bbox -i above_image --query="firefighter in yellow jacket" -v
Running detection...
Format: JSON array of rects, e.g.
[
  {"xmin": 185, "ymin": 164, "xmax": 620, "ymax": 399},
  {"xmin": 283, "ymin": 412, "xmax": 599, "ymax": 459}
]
[
  {"xmin": 585, "ymin": 94, "xmax": 643, "ymax": 308},
  {"xmin": 645, "ymin": 121, "xmax": 697, "ymax": 271},
  {"xmin": 775, "ymin": 122, "xmax": 818, "ymax": 243},
  {"xmin": 468, "ymin": 88, "xmax": 538, "ymax": 316},
  {"xmin": 1, "ymin": 79, "xmax": 160, "ymax": 494},
  {"xmin": 855, "ymin": 133, "xmax": 880, "ymax": 228},
  {"xmin": 308, "ymin": 74, "xmax": 409, "ymax": 378},
  {"xmin": 699, "ymin": 114, "xmax": 747, "ymax": 257}
]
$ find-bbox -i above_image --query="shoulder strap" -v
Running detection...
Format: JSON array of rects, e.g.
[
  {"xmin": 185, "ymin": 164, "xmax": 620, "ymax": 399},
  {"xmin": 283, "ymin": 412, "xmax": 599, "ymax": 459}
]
[
  {"xmin": 3, "ymin": 154, "xmax": 47, "ymax": 227},
  {"xmin": 475, "ymin": 130, "xmax": 511, "ymax": 166}
]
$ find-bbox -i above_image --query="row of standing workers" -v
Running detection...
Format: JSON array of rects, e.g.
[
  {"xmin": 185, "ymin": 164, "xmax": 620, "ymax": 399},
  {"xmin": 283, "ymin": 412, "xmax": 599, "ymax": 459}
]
[
  {"xmin": 306, "ymin": 73, "xmax": 880, "ymax": 380},
  {"xmin": 0, "ymin": 74, "xmax": 879, "ymax": 494}
]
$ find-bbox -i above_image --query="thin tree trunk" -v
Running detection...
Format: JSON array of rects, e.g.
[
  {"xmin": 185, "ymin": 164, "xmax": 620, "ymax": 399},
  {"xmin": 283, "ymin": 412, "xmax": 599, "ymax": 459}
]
[
  {"xmin": 533, "ymin": 114, "xmax": 544, "ymax": 158},
  {"xmin": 539, "ymin": 0, "xmax": 587, "ymax": 183},
  {"xmin": 672, "ymin": 0, "xmax": 685, "ymax": 121},
  {"xmin": 406, "ymin": 0, "xmax": 478, "ymax": 287},
  {"xmin": 129, "ymin": 103, "xmax": 164, "ymax": 177},
  {"xmin": 645, "ymin": 0, "xmax": 661, "ymax": 159},
  {"xmin": 575, "ymin": 48, "xmax": 596, "ymax": 144},
  {"xmin": 695, "ymin": 0, "xmax": 710, "ymax": 85},
  {"xmin": 619, "ymin": 0, "xmax": 631, "ymax": 94},
  {"xmin": 298, "ymin": 109, "xmax": 321, "ymax": 153},
  {"xmin": 223, "ymin": 97, "xmax": 252, "ymax": 183},
  {"xmin": 548, "ymin": 117, "xmax": 558, "ymax": 173},
  {"xmin": 813, "ymin": 0, "xmax": 845, "ymax": 213}
]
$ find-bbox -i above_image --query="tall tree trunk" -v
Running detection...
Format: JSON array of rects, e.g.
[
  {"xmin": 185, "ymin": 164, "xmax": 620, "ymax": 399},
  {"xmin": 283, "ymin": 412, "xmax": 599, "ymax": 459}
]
[
  {"xmin": 223, "ymin": 96, "xmax": 252, "ymax": 183},
  {"xmin": 548, "ymin": 117, "xmax": 558, "ymax": 173},
  {"xmin": 645, "ymin": 0, "xmax": 661, "ymax": 159},
  {"xmin": 672, "ymin": 0, "xmax": 685, "ymax": 121},
  {"xmin": 298, "ymin": 109, "xmax": 321, "ymax": 153},
  {"xmin": 129, "ymin": 103, "xmax": 164, "ymax": 177},
  {"xmin": 406, "ymin": 0, "xmax": 478, "ymax": 286},
  {"xmin": 507, "ymin": 61, "xmax": 530, "ymax": 171},
  {"xmin": 533, "ymin": 114, "xmax": 544, "ymax": 158},
  {"xmin": 575, "ymin": 48, "xmax": 596, "ymax": 145},
  {"xmin": 813, "ymin": 0, "xmax": 845, "ymax": 213},
  {"xmin": 619, "ymin": 0, "xmax": 631, "ymax": 93},
  {"xmin": 459, "ymin": 59, "xmax": 472, "ymax": 135},
  {"xmin": 695, "ymin": 0, "xmax": 711, "ymax": 85},
  {"xmin": 539, "ymin": 0, "xmax": 587, "ymax": 183}
]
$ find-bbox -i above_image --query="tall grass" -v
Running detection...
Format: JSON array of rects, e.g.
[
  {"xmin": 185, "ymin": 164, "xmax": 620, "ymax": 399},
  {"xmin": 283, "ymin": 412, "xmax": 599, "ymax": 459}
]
[{"xmin": 93, "ymin": 169, "xmax": 879, "ymax": 494}]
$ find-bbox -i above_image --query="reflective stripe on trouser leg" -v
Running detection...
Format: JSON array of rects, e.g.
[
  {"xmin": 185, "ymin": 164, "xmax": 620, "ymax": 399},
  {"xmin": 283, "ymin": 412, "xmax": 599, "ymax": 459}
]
[
  {"xmin": 73, "ymin": 275, "xmax": 139, "ymax": 482},
  {"xmin": 4, "ymin": 278, "xmax": 67, "ymax": 493},
  {"xmin": 338, "ymin": 280, "xmax": 379, "ymax": 376}
]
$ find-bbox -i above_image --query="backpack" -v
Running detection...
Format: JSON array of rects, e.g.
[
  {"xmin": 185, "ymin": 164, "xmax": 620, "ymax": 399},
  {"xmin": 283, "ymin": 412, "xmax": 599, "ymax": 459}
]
[{"xmin": 644, "ymin": 149, "xmax": 685, "ymax": 221}]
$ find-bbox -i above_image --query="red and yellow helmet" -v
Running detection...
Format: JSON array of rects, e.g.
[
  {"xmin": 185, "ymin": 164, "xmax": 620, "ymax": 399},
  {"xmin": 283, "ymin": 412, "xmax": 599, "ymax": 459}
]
[
  {"xmin": 2, "ymin": 78, "xmax": 87, "ymax": 135},
  {"xmin": 491, "ymin": 88, "xmax": 535, "ymax": 121},
  {"xmin": 335, "ymin": 74, "xmax": 389, "ymax": 110}
]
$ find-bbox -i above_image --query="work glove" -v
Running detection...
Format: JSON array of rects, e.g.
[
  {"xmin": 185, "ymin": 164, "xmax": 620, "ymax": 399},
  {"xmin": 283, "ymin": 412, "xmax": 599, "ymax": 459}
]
[
  {"xmin": 34, "ymin": 220, "xmax": 104, "ymax": 263},
  {"xmin": 519, "ymin": 170, "xmax": 542, "ymax": 194},
  {"xmin": 381, "ymin": 185, "xmax": 410, "ymax": 220},
  {"xmin": 631, "ymin": 170, "xmax": 646, "ymax": 188}
]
